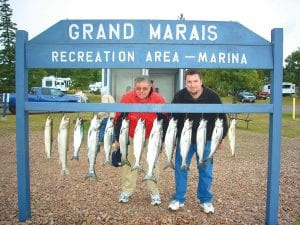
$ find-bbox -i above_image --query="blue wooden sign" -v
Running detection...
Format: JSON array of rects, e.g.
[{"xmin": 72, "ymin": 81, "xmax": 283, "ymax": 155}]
[
  {"xmin": 26, "ymin": 20, "xmax": 272, "ymax": 69},
  {"xmin": 16, "ymin": 20, "xmax": 283, "ymax": 225}
]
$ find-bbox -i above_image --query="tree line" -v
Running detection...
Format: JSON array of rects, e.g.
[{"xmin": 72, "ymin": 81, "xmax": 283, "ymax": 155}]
[{"xmin": 0, "ymin": 0, "xmax": 299, "ymax": 95}]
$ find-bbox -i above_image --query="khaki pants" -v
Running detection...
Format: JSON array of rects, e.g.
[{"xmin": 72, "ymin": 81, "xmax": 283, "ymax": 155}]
[{"xmin": 121, "ymin": 138, "xmax": 159, "ymax": 195}]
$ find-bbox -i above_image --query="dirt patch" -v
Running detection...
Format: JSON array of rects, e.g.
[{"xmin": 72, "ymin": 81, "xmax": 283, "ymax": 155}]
[{"xmin": 0, "ymin": 129, "xmax": 299, "ymax": 224}]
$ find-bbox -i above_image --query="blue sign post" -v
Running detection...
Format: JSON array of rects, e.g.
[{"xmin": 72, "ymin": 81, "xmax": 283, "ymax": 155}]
[{"xmin": 15, "ymin": 20, "xmax": 282, "ymax": 224}]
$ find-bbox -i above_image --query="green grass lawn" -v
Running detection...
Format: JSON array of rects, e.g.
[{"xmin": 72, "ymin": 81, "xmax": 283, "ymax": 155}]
[{"xmin": 1, "ymin": 95, "xmax": 299, "ymax": 138}]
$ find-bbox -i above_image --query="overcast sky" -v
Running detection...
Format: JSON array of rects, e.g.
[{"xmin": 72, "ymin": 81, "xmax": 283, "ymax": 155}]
[{"xmin": 9, "ymin": 0, "xmax": 300, "ymax": 63}]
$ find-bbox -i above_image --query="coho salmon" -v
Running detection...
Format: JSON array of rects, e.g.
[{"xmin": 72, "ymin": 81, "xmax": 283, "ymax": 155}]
[
  {"xmin": 57, "ymin": 115, "xmax": 70, "ymax": 176},
  {"xmin": 180, "ymin": 119, "xmax": 193, "ymax": 170},
  {"xmin": 143, "ymin": 118, "xmax": 163, "ymax": 183},
  {"xmin": 71, "ymin": 117, "xmax": 84, "ymax": 161},
  {"xmin": 119, "ymin": 118, "xmax": 131, "ymax": 167},
  {"xmin": 44, "ymin": 116, "xmax": 53, "ymax": 159},
  {"xmin": 228, "ymin": 119, "xmax": 237, "ymax": 156},
  {"xmin": 86, "ymin": 115, "xmax": 101, "ymax": 180},
  {"xmin": 163, "ymin": 117, "xmax": 177, "ymax": 170},
  {"xmin": 131, "ymin": 118, "xmax": 146, "ymax": 172},
  {"xmin": 196, "ymin": 119, "xmax": 207, "ymax": 167},
  {"xmin": 103, "ymin": 118, "xmax": 114, "ymax": 165},
  {"xmin": 207, "ymin": 118, "xmax": 223, "ymax": 161}
]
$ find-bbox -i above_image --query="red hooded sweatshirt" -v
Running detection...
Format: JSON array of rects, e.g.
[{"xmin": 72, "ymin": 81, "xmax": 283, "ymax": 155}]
[{"xmin": 114, "ymin": 88, "xmax": 166, "ymax": 139}]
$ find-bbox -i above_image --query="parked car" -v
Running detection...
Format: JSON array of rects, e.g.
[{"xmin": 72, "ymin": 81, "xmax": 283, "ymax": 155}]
[
  {"xmin": 256, "ymin": 91, "xmax": 269, "ymax": 100},
  {"xmin": 237, "ymin": 91, "xmax": 256, "ymax": 103},
  {"xmin": 8, "ymin": 87, "xmax": 84, "ymax": 114}
]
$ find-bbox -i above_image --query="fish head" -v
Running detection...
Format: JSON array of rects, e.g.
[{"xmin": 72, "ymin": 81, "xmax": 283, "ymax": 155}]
[
  {"xmin": 199, "ymin": 119, "xmax": 208, "ymax": 128},
  {"xmin": 90, "ymin": 116, "xmax": 101, "ymax": 130},
  {"xmin": 61, "ymin": 116, "xmax": 70, "ymax": 129},
  {"xmin": 106, "ymin": 118, "xmax": 114, "ymax": 129},
  {"xmin": 75, "ymin": 117, "xmax": 83, "ymax": 127},
  {"xmin": 231, "ymin": 119, "xmax": 237, "ymax": 126},
  {"xmin": 169, "ymin": 117, "xmax": 178, "ymax": 128},
  {"xmin": 46, "ymin": 116, "xmax": 53, "ymax": 125},
  {"xmin": 122, "ymin": 118, "xmax": 130, "ymax": 127},
  {"xmin": 216, "ymin": 118, "xmax": 223, "ymax": 127}
]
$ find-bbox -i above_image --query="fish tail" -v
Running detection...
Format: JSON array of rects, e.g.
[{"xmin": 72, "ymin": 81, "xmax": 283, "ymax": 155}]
[
  {"xmin": 103, "ymin": 160, "xmax": 112, "ymax": 166},
  {"xmin": 204, "ymin": 157, "xmax": 213, "ymax": 164},
  {"xmin": 163, "ymin": 161, "xmax": 175, "ymax": 170},
  {"xmin": 142, "ymin": 174, "xmax": 157, "ymax": 184},
  {"xmin": 60, "ymin": 169, "xmax": 70, "ymax": 176},
  {"xmin": 85, "ymin": 171, "xmax": 98, "ymax": 181},
  {"xmin": 131, "ymin": 165, "xmax": 144, "ymax": 172},
  {"xmin": 197, "ymin": 161, "xmax": 205, "ymax": 168},
  {"xmin": 71, "ymin": 156, "xmax": 79, "ymax": 161},
  {"xmin": 180, "ymin": 164, "xmax": 189, "ymax": 171},
  {"xmin": 121, "ymin": 159, "xmax": 131, "ymax": 167}
]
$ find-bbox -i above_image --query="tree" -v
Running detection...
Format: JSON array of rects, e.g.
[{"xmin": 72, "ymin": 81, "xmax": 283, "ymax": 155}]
[
  {"xmin": 202, "ymin": 69, "xmax": 263, "ymax": 97},
  {"xmin": 284, "ymin": 48, "xmax": 300, "ymax": 87},
  {"xmin": 0, "ymin": 0, "xmax": 17, "ymax": 92}
]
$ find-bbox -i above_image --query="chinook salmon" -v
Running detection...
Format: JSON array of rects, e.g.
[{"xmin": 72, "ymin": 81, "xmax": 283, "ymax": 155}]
[
  {"xmin": 86, "ymin": 115, "xmax": 101, "ymax": 180},
  {"xmin": 57, "ymin": 115, "xmax": 70, "ymax": 176},
  {"xmin": 119, "ymin": 118, "xmax": 131, "ymax": 167},
  {"xmin": 163, "ymin": 117, "xmax": 177, "ymax": 170},
  {"xmin": 196, "ymin": 118, "xmax": 207, "ymax": 167},
  {"xmin": 207, "ymin": 118, "xmax": 223, "ymax": 161},
  {"xmin": 131, "ymin": 118, "xmax": 146, "ymax": 172},
  {"xmin": 44, "ymin": 115, "xmax": 53, "ymax": 159},
  {"xmin": 103, "ymin": 118, "xmax": 114, "ymax": 165},
  {"xmin": 71, "ymin": 117, "xmax": 84, "ymax": 161},
  {"xmin": 180, "ymin": 119, "xmax": 193, "ymax": 170},
  {"xmin": 228, "ymin": 119, "xmax": 237, "ymax": 156},
  {"xmin": 143, "ymin": 118, "xmax": 163, "ymax": 183}
]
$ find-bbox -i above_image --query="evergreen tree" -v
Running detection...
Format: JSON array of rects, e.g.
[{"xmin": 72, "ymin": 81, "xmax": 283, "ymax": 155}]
[
  {"xmin": 284, "ymin": 48, "xmax": 300, "ymax": 87},
  {"xmin": 0, "ymin": 0, "xmax": 17, "ymax": 92}
]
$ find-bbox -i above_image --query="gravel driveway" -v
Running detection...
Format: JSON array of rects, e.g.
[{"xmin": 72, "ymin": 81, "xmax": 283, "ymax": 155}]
[{"xmin": 0, "ymin": 128, "xmax": 299, "ymax": 225}]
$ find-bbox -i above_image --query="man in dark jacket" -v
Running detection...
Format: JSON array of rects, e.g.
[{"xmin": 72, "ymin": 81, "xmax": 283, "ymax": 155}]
[{"xmin": 168, "ymin": 69, "xmax": 228, "ymax": 214}]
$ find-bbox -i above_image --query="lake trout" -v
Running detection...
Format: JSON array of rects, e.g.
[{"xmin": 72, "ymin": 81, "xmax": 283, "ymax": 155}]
[
  {"xmin": 44, "ymin": 115, "xmax": 53, "ymax": 159},
  {"xmin": 163, "ymin": 117, "xmax": 177, "ymax": 170},
  {"xmin": 71, "ymin": 117, "xmax": 83, "ymax": 161},
  {"xmin": 207, "ymin": 118, "xmax": 223, "ymax": 161},
  {"xmin": 180, "ymin": 119, "xmax": 193, "ymax": 170},
  {"xmin": 143, "ymin": 118, "xmax": 163, "ymax": 183},
  {"xmin": 86, "ymin": 115, "xmax": 101, "ymax": 180},
  {"xmin": 131, "ymin": 118, "xmax": 145, "ymax": 172},
  {"xmin": 57, "ymin": 115, "xmax": 70, "ymax": 176},
  {"xmin": 103, "ymin": 118, "xmax": 114, "ymax": 165},
  {"xmin": 196, "ymin": 118, "xmax": 207, "ymax": 167},
  {"xmin": 228, "ymin": 119, "xmax": 237, "ymax": 156},
  {"xmin": 119, "ymin": 118, "xmax": 131, "ymax": 167}
]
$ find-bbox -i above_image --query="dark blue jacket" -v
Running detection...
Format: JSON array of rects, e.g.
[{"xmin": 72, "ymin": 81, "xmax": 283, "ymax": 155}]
[{"xmin": 171, "ymin": 86, "xmax": 228, "ymax": 144}]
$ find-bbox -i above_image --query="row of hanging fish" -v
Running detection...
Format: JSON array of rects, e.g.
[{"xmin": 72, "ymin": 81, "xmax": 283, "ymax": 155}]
[
  {"xmin": 43, "ymin": 114, "xmax": 116, "ymax": 179},
  {"xmin": 44, "ymin": 114, "xmax": 237, "ymax": 180}
]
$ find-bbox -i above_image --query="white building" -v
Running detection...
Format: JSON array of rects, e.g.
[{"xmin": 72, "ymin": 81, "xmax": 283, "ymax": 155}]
[{"xmin": 102, "ymin": 68, "xmax": 185, "ymax": 103}]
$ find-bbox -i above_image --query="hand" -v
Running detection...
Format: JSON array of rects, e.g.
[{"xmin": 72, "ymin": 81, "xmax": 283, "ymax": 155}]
[
  {"xmin": 113, "ymin": 141, "xmax": 120, "ymax": 150},
  {"xmin": 218, "ymin": 139, "xmax": 225, "ymax": 150}
]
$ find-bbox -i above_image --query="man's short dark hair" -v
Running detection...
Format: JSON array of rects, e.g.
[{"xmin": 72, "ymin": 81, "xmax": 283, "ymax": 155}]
[{"xmin": 184, "ymin": 69, "xmax": 202, "ymax": 80}]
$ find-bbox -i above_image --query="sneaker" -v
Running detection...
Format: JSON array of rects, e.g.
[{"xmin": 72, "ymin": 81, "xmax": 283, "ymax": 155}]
[
  {"xmin": 168, "ymin": 200, "xmax": 184, "ymax": 211},
  {"xmin": 200, "ymin": 202, "xmax": 214, "ymax": 214},
  {"xmin": 118, "ymin": 192, "xmax": 131, "ymax": 203},
  {"xmin": 150, "ymin": 193, "xmax": 161, "ymax": 206}
]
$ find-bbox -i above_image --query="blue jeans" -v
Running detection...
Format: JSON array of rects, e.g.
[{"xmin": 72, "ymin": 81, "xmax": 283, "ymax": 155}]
[
  {"xmin": 172, "ymin": 141, "xmax": 213, "ymax": 204},
  {"xmin": 99, "ymin": 118, "xmax": 108, "ymax": 143}
]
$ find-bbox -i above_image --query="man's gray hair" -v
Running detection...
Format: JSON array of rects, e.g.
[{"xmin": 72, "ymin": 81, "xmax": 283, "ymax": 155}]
[{"xmin": 134, "ymin": 76, "xmax": 151, "ymax": 85}]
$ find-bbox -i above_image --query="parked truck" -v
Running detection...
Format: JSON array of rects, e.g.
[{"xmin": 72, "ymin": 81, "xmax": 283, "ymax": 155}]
[{"xmin": 8, "ymin": 87, "xmax": 82, "ymax": 114}]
